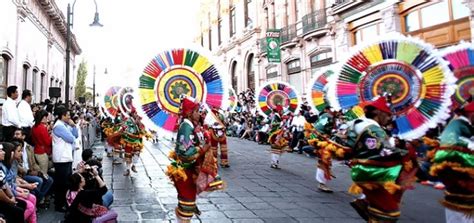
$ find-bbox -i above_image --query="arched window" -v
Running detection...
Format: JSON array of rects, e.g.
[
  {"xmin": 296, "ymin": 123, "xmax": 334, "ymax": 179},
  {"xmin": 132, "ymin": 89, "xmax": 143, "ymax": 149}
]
[
  {"xmin": 0, "ymin": 54, "xmax": 10, "ymax": 99},
  {"xmin": 50, "ymin": 77, "xmax": 54, "ymax": 88},
  {"xmin": 40, "ymin": 72, "xmax": 45, "ymax": 102},
  {"xmin": 231, "ymin": 61, "xmax": 238, "ymax": 90},
  {"xmin": 32, "ymin": 69, "xmax": 38, "ymax": 101},
  {"xmin": 247, "ymin": 54, "xmax": 255, "ymax": 90},
  {"xmin": 23, "ymin": 64, "xmax": 30, "ymax": 90}
]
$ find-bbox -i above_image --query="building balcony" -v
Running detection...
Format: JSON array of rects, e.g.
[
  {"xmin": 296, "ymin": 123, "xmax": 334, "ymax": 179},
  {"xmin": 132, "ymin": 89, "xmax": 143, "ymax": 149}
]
[
  {"xmin": 302, "ymin": 9, "xmax": 328, "ymax": 39},
  {"xmin": 280, "ymin": 24, "xmax": 298, "ymax": 48},
  {"xmin": 331, "ymin": 0, "xmax": 364, "ymax": 15}
]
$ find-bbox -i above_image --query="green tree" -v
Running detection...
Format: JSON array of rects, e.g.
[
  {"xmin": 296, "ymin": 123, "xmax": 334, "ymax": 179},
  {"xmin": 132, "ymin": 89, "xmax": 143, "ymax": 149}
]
[
  {"xmin": 84, "ymin": 92, "xmax": 93, "ymax": 102},
  {"xmin": 75, "ymin": 60, "xmax": 88, "ymax": 100}
]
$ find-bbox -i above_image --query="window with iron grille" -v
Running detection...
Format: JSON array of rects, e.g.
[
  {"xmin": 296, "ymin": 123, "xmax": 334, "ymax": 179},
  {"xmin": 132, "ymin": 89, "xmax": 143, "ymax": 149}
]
[
  {"xmin": 266, "ymin": 66, "xmax": 279, "ymax": 79},
  {"xmin": 310, "ymin": 50, "xmax": 333, "ymax": 68},
  {"xmin": 230, "ymin": 5, "xmax": 236, "ymax": 37},
  {"xmin": 287, "ymin": 59, "xmax": 301, "ymax": 75}
]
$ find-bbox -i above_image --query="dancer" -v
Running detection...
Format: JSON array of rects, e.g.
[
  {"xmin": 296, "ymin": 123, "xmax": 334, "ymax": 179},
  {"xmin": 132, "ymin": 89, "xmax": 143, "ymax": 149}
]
[
  {"xmin": 268, "ymin": 105, "xmax": 289, "ymax": 169},
  {"xmin": 166, "ymin": 97, "xmax": 223, "ymax": 223},
  {"xmin": 311, "ymin": 106, "xmax": 336, "ymax": 193},
  {"xmin": 347, "ymin": 97, "xmax": 417, "ymax": 222},
  {"xmin": 430, "ymin": 101, "xmax": 474, "ymax": 223},
  {"xmin": 121, "ymin": 109, "xmax": 149, "ymax": 176},
  {"xmin": 209, "ymin": 108, "xmax": 229, "ymax": 168}
]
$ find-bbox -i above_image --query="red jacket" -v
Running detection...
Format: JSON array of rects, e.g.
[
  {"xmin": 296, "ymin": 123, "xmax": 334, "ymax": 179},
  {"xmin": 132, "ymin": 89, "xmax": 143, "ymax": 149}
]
[{"xmin": 31, "ymin": 123, "xmax": 53, "ymax": 155}]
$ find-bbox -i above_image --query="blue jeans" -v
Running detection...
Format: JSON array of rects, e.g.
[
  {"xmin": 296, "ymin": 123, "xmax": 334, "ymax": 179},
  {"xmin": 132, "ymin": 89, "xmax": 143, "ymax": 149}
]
[
  {"xmin": 23, "ymin": 175, "xmax": 54, "ymax": 201},
  {"xmin": 301, "ymin": 145, "xmax": 316, "ymax": 157},
  {"xmin": 102, "ymin": 190, "xmax": 114, "ymax": 208}
]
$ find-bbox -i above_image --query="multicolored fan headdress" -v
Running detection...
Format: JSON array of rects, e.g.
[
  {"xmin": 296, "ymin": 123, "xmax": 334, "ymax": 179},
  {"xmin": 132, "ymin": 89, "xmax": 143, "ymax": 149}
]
[
  {"xmin": 118, "ymin": 87, "xmax": 135, "ymax": 117},
  {"xmin": 257, "ymin": 81, "xmax": 301, "ymax": 117},
  {"xmin": 441, "ymin": 42, "xmax": 474, "ymax": 109},
  {"xmin": 228, "ymin": 87, "xmax": 237, "ymax": 112},
  {"xmin": 327, "ymin": 34, "xmax": 456, "ymax": 140},
  {"xmin": 104, "ymin": 86, "xmax": 122, "ymax": 118},
  {"xmin": 308, "ymin": 69, "xmax": 334, "ymax": 113},
  {"xmin": 137, "ymin": 48, "xmax": 226, "ymax": 135}
]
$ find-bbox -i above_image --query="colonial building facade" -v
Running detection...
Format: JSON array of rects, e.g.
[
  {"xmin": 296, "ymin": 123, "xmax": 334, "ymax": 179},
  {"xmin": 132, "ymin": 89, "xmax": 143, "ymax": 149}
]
[
  {"xmin": 195, "ymin": 0, "xmax": 474, "ymax": 96},
  {"xmin": 0, "ymin": 0, "xmax": 81, "ymax": 104}
]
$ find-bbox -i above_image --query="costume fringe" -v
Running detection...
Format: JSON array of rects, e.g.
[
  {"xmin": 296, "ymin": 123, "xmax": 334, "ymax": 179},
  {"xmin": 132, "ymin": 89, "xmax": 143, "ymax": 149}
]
[
  {"xmin": 440, "ymin": 199, "xmax": 474, "ymax": 218},
  {"xmin": 422, "ymin": 136, "xmax": 440, "ymax": 148},
  {"xmin": 166, "ymin": 164, "xmax": 188, "ymax": 182},
  {"xmin": 348, "ymin": 183, "xmax": 363, "ymax": 195},
  {"xmin": 430, "ymin": 161, "xmax": 474, "ymax": 177},
  {"xmin": 384, "ymin": 181, "xmax": 401, "ymax": 194}
]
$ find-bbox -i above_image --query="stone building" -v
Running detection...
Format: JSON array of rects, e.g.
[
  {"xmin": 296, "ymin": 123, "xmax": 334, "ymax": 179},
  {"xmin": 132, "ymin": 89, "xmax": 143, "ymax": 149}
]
[
  {"xmin": 195, "ymin": 0, "xmax": 473, "ymax": 96},
  {"xmin": 0, "ymin": 0, "xmax": 81, "ymax": 104}
]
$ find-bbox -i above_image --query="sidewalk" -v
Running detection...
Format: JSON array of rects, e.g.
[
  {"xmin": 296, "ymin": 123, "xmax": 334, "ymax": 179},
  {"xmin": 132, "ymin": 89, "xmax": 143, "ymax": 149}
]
[{"xmin": 37, "ymin": 139, "xmax": 177, "ymax": 222}]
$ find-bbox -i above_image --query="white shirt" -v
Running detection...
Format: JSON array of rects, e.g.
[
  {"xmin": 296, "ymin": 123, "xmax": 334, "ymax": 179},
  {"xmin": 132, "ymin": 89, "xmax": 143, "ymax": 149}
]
[
  {"xmin": 22, "ymin": 144, "xmax": 29, "ymax": 170},
  {"xmin": 291, "ymin": 115, "xmax": 306, "ymax": 132},
  {"xmin": 17, "ymin": 100, "xmax": 34, "ymax": 127},
  {"xmin": 1, "ymin": 97, "xmax": 20, "ymax": 127}
]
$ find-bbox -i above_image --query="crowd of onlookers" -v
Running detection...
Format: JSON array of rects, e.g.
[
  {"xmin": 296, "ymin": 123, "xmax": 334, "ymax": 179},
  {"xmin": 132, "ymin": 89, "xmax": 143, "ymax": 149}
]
[
  {"xmin": 226, "ymin": 88, "xmax": 447, "ymax": 189},
  {"xmin": 0, "ymin": 85, "xmax": 116, "ymax": 223}
]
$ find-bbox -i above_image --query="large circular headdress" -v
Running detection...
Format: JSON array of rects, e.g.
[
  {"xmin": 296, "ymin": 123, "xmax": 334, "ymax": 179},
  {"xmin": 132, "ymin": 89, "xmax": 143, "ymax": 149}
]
[
  {"xmin": 104, "ymin": 86, "xmax": 122, "ymax": 118},
  {"xmin": 118, "ymin": 87, "xmax": 135, "ymax": 116},
  {"xmin": 228, "ymin": 88, "xmax": 237, "ymax": 112},
  {"xmin": 327, "ymin": 34, "xmax": 456, "ymax": 140},
  {"xmin": 257, "ymin": 81, "xmax": 301, "ymax": 116},
  {"xmin": 137, "ymin": 48, "xmax": 226, "ymax": 133},
  {"xmin": 441, "ymin": 42, "xmax": 474, "ymax": 109},
  {"xmin": 309, "ymin": 69, "xmax": 334, "ymax": 113}
]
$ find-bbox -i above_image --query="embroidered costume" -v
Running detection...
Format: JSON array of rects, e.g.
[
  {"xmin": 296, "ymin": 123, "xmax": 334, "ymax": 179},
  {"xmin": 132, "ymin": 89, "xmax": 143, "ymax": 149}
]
[
  {"xmin": 166, "ymin": 97, "xmax": 223, "ymax": 223},
  {"xmin": 430, "ymin": 101, "xmax": 474, "ymax": 223},
  {"xmin": 268, "ymin": 105, "xmax": 289, "ymax": 169},
  {"xmin": 209, "ymin": 109, "xmax": 229, "ymax": 168},
  {"xmin": 344, "ymin": 97, "xmax": 417, "ymax": 222}
]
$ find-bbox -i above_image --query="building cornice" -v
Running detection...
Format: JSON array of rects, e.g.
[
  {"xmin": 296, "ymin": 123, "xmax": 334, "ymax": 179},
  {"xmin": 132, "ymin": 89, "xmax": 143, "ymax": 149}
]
[{"xmin": 37, "ymin": 0, "xmax": 82, "ymax": 55}]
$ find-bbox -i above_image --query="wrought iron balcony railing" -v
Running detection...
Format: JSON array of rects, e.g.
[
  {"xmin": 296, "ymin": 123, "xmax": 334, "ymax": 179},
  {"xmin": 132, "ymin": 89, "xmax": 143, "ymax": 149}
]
[
  {"xmin": 280, "ymin": 24, "xmax": 297, "ymax": 44},
  {"xmin": 302, "ymin": 9, "xmax": 327, "ymax": 35}
]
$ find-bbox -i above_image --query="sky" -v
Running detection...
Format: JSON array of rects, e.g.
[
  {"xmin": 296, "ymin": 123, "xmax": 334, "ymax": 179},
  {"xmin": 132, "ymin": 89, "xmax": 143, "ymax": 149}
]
[{"xmin": 56, "ymin": 0, "xmax": 201, "ymax": 97}]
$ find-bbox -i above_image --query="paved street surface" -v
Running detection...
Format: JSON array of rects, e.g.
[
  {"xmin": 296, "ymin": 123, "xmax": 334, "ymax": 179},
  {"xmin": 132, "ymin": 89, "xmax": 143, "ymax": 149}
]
[{"xmin": 39, "ymin": 138, "xmax": 445, "ymax": 223}]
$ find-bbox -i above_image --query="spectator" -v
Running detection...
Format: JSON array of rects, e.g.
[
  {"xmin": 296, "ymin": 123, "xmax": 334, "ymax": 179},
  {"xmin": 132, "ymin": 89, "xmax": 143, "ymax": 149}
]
[
  {"xmin": 257, "ymin": 120, "xmax": 270, "ymax": 144},
  {"xmin": 14, "ymin": 128, "xmax": 53, "ymax": 206},
  {"xmin": 65, "ymin": 171, "xmax": 117, "ymax": 223},
  {"xmin": 52, "ymin": 106, "xmax": 78, "ymax": 212},
  {"xmin": 2, "ymin": 86, "xmax": 21, "ymax": 141},
  {"xmin": 290, "ymin": 110, "xmax": 306, "ymax": 152},
  {"xmin": 18, "ymin": 90, "xmax": 35, "ymax": 145},
  {"xmin": 0, "ymin": 142, "xmax": 26, "ymax": 223},
  {"xmin": 31, "ymin": 110, "xmax": 53, "ymax": 176},
  {"xmin": 72, "ymin": 115, "xmax": 84, "ymax": 170},
  {"xmin": 9, "ymin": 140, "xmax": 37, "ymax": 223}
]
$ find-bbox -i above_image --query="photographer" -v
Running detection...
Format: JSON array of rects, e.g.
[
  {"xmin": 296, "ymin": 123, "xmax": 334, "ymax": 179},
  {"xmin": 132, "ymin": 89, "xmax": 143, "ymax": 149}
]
[{"xmin": 65, "ymin": 167, "xmax": 117, "ymax": 223}]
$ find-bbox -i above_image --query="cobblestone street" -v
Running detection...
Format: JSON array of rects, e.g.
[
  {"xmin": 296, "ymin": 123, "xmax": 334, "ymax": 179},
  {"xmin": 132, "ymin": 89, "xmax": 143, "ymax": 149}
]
[{"xmin": 39, "ymin": 137, "xmax": 445, "ymax": 222}]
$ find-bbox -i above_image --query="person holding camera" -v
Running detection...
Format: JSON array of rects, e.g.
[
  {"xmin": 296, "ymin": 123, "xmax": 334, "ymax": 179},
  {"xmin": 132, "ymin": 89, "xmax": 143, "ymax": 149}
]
[{"xmin": 65, "ymin": 167, "xmax": 117, "ymax": 223}]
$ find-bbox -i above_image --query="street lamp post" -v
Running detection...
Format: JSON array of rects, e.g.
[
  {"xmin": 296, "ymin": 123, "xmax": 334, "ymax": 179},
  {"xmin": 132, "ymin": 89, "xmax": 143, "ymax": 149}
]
[
  {"xmin": 92, "ymin": 65, "xmax": 96, "ymax": 105},
  {"xmin": 65, "ymin": 0, "xmax": 103, "ymax": 108}
]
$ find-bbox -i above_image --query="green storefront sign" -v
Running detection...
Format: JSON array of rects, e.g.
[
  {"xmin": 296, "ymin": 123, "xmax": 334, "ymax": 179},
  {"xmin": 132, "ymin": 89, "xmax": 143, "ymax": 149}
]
[{"xmin": 266, "ymin": 29, "xmax": 281, "ymax": 63}]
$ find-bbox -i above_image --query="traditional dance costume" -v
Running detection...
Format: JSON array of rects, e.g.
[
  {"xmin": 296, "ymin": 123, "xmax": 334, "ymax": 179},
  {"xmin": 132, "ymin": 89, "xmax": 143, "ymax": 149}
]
[
  {"xmin": 121, "ymin": 110, "xmax": 149, "ymax": 176},
  {"xmin": 430, "ymin": 102, "xmax": 474, "ymax": 223},
  {"xmin": 166, "ymin": 97, "xmax": 223, "ymax": 223},
  {"xmin": 209, "ymin": 109, "xmax": 229, "ymax": 167},
  {"xmin": 268, "ymin": 106, "xmax": 289, "ymax": 169},
  {"xmin": 311, "ymin": 111, "xmax": 336, "ymax": 193},
  {"xmin": 345, "ymin": 97, "xmax": 417, "ymax": 222}
]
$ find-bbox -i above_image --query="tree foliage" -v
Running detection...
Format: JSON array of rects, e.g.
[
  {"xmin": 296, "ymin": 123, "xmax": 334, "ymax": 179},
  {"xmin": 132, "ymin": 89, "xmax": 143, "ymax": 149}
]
[
  {"xmin": 84, "ymin": 92, "xmax": 93, "ymax": 102},
  {"xmin": 75, "ymin": 60, "xmax": 87, "ymax": 100}
]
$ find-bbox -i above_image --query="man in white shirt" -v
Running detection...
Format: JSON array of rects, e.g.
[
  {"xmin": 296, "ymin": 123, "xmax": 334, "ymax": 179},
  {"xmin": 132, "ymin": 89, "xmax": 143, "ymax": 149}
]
[
  {"xmin": 17, "ymin": 90, "xmax": 34, "ymax": 144},
  {"xmin": 290, "ymin": 110, "xmax": 306, "ymax": 152},
  {"xmin": 1, "ymin": 86, "xmax": 20, "ymax": 141}
]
